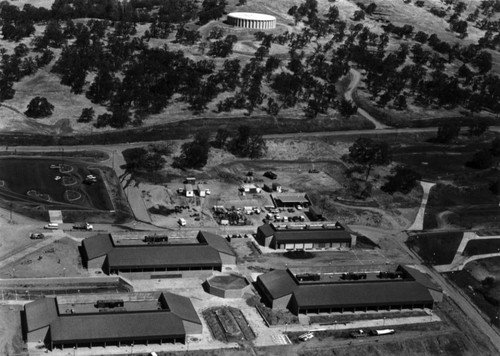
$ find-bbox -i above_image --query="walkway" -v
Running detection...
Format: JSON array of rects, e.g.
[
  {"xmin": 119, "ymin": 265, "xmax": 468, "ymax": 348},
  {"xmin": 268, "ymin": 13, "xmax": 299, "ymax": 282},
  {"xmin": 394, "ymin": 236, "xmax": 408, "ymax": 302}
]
[
  {"xmin": 344, "ymin": 68, "xmax": 389, "ymax": 130},
  {"xmin": 435, "ymin": 232, "xmax": 500, "ymax": 272},
  {"xmin": 407, "ymin": 181, "xmax": 436, "ymax": 231}
]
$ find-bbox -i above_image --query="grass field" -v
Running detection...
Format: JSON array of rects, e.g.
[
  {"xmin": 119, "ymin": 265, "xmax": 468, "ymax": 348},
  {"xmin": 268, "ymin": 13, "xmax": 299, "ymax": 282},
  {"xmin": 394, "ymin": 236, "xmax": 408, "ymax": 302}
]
[
  {"xmin": 406, "ymin": 232, "xmax": 464, "ymax": 265},
  {"xmin": 0, "ymin": 158, "xmax": 113, "ymax": 210},
  {"xmin": 462, "ymin": 239, "xmax": 500, "ymax": 257}
]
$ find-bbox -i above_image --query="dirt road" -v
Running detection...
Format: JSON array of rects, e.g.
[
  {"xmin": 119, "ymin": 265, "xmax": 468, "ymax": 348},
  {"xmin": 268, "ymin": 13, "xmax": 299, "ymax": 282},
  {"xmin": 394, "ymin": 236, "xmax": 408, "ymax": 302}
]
[{"xmin": 345, "ymin": 68, "xmax": 390, "ymax": 130}]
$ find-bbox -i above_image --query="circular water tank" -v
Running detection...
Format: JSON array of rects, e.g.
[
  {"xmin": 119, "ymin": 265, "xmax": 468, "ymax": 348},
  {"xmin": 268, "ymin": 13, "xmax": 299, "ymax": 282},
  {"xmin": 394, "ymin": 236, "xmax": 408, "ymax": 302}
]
[{"xmin": 227, "ymin": 12, "xmax": 277, "ymax": 30}]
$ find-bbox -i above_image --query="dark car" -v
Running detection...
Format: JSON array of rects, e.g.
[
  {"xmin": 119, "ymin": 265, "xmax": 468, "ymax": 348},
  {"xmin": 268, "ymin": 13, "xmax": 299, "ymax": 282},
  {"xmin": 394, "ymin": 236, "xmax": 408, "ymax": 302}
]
[{"xmin": 264, "ymin": 171, "xmax": 277, "ymax": 179}]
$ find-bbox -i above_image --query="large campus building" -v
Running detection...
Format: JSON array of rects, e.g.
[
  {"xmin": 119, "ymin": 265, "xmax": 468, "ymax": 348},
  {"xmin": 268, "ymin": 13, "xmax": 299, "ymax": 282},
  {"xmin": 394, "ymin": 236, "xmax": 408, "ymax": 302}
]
[
  {"xmin": 81, "ymin": 231, "xmax": 236, "ymax": 274},
  {"xmin": 256, "ymin": 222, "xmax": 355, "ymax": 250},
  {"xmin": 22, "ymin": 292, "xmax": 202, "ymax": 350},
  {"xmin": 255, "ymin": 265, "xmax": 442, "ymax": 315}
]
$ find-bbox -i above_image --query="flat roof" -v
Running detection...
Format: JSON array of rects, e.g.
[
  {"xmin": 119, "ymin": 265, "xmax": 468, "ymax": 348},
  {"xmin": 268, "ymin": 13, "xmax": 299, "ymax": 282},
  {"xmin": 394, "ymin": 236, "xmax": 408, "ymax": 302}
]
[
  {"xmin": 107, "ymin": 245, "xmax": 221, "ymax": 269},
  {"xmin": 272, "ymin": 193, "xmax": 310, "ymax": 204},
  {"xmin": 293, "ymin": 281, "xmax": 433, "ymax": 309},
  {"xmin": 50, "ymin": 312, "xmax": 185, "ymax": 343},
  {"xmin": 227, "ymin": 12, "xmax": 276, "ymax": 21}
]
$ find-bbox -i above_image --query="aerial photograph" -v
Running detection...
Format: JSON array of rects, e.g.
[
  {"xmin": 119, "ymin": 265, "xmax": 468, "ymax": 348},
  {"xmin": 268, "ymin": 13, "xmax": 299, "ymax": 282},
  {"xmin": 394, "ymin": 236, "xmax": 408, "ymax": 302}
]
[{"xmin": 0, "ymin": 0, "xmax": 500, "ymax": 355}]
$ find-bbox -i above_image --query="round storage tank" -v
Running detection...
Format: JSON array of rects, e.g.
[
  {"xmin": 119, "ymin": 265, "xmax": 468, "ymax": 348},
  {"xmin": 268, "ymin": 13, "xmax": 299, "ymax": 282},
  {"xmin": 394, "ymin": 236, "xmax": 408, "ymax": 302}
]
[{"xmin": 227, "ymin": 12, "xmax": 277, "ymax": 30}]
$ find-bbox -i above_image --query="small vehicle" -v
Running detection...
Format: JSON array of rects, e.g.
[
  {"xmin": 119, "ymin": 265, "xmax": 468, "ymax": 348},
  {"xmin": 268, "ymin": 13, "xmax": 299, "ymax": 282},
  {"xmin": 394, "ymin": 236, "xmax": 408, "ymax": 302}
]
[
  {"xmin": 296, "ymin": 205, "xmax": 303, "ymax": 210},
  {"xmin": 205, "ymin": 189, "xmax": 211, "ymax": 195},
  {"xmin": 350, "ymin": 329, "xmax": 368, "ymax": 338},
  {"xmin": 29, "ymin": 233, "xmax": 45, "ymax": 239},
  {"xmin": 44, "ymin": 223, "xmax": 59, "ymax": 230},
  {"xmin": 54, "ymin": 176, "xmax": 62, "ymax": 181},
  {"xmin": 86, "ymin": 174, "xmax": 97, "ymax": 179},
  {"xmin": 299, "ymin": 332, "xmax": 314, "ymax": 341},
  {"xmin": 149, "ymin": 352, "xmax": 158, "ymax": 356},
  {"xmin": 264, "ymin": 171, "xmax": 277, "ymax": 180},
  {"xmin": 309, "ymin": 169, "xmax": 320, "ymax": 173},
  {"xmin": 178, "ymin": 218, "xmax": 186, "ymax": 226},
  {"xmin": 73, "ymin": 222, "xmax": 93, "ymax": 231}
]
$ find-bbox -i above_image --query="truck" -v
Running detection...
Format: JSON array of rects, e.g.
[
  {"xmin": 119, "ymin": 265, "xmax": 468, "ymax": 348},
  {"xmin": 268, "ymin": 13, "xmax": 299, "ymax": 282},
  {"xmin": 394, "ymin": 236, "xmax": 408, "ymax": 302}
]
[
  {"xmin": 73, "ymin": 222, "xmax": 93, "ymax": 231},
  {"xmin": 370, "ymin": 329, "xmax": 395, "ymax": 336}
]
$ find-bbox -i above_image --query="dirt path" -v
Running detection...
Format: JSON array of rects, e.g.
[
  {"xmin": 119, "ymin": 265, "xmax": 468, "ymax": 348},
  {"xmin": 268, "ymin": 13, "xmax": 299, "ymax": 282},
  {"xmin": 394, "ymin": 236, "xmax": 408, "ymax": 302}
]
[{"xmin": 345, "ymin": 68, "xmax": 390, "ymax": 130}]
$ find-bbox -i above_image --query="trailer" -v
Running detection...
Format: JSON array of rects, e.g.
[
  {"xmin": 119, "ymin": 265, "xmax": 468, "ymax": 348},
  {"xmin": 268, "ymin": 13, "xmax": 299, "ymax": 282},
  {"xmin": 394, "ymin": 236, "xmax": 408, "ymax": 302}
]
[{"xmin": 370, "ymin": 329, "xmax": 395, "ymax": 336}]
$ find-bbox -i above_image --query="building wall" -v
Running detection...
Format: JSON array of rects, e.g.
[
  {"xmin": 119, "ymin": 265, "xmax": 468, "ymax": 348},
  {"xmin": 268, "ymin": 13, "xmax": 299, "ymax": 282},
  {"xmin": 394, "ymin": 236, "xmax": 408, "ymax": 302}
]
[
  {"xmin": 88, "ymin": 255, "xmax": 106, "ymax": 270},
  {"xmin": 272, "ymin": 294, "xmax": 292, "ymax": 310},
  {"xmin": 27, "ymin": 326, "xmax": 49, "ymax": 343},
  {"xmin": 182, "ymin": 320, "xmax": 203, "ymax": 335},
  {"xmin": 274, "ymin": 241, "xmax": 351, "ymax": 250},
  {"xmin": 219, "ymin": 253, "xmax": 236, "ymax": 266},
  {"xmin": 429, "ymin": 289, "xmax": 443, "ymax": 303}
]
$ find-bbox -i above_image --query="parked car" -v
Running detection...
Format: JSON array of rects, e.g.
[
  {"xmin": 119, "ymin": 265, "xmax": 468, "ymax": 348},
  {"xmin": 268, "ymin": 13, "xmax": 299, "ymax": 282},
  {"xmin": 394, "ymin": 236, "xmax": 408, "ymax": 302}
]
[
  {"xmin": 29, "ymin": 233, "xmax": 45, "ymax": 239},
  {"xmin": 299, "ymin": 332, "xmax": 314, "ymax": 341},
  {"xmin": 44, "ymin": 223, "xmax": 59, "ymax": 230},
  {"xmin": 178, "ymin": 218, "xmax": 186, "ymax": 226}
]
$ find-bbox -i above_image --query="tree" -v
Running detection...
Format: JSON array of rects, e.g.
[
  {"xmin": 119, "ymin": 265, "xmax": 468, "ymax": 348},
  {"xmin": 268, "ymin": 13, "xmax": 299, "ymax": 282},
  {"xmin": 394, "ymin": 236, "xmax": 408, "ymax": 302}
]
[
  {"xmin": 436, "ymin": 122, "xmax": 460, "ymax": 143},
  {"xmin": 339, "ymin": 98, "xmax": 358, "ymax": 118},
  {"xmin": 24, "ymin": 97, "xmax": 54, "ymax": 118},
  {"xmin": 468, "ymin": 120, "xmax": 489, "ymax": 136},
  {"xmin": 353, "ymin": 10, "xmax": 365, "ymax": 21},
  {"xmin": 214, "ymin": 128, "xmax": 230, "ymax": 148},
  {"xmin": 348, "ymin": 138, "xmax": 390, "ymax": 181},
  {"xmin": 466, "ymin": 149, "xmax": 493, "ymax": 169},
  {"xmin": 394, "ymin": 95, "xmax": 407, "ymax": 110},
  {"xmin": 229, "ymin": 125, "xmax": 267, "ymax": 158},
  {"xmin": 173, "ymin": 132, "xmax": 211, "ymax": 169},
  {"xmin": 473, "ymin": 51, "xmax": 492, "ymax": 74},
  {"xmin": 0, "ymin": 79, "xmax": 15, "ymax": 102},
  {"xmin": 491, "ymin": 137, "xmax": 500, "ymax": 156},
  {"xmin": 78, "ymin": 107, "xmax": 95, "ymax": 123},
  {"xmin": 381, "ymin": 165, "xmax": 421, "ymax": 194}
]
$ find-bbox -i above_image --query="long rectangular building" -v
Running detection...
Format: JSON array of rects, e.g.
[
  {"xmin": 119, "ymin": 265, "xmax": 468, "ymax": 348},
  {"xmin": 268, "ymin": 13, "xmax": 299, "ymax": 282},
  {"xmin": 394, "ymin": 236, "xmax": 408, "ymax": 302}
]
[
  {"xmin": 23, "ymin": 292, "xmax": 202, "ymax": 350},
  {"xmin": 256, "ymin": 222, "xmax": 354, "ymax": 250},
  {"xmin": 81, "ymin": 231, "xmax": 236, "ymax": 274},
  {"xmin": 256, "ymin": 266, "xmax": 439, "ymax": 315}
]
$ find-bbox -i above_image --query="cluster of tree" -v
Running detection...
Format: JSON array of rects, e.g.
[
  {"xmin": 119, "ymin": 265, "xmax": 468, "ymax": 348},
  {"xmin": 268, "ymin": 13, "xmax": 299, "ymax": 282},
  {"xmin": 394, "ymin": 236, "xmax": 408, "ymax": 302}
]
[
  {"xmin": 198, "ymin": 0, "xmax": 226, "ymax": 25},
  {"xmin": 123, "ymin": 143, "xmax": 172, "ymax": 173},
  {"xmin": 173, "ymin": 132, "xmax": 211, "ymax": 169},
  {"xmin": 219, "ymin": 125, "xmax": 268, "ymax": 159},
  {"xmin": 466, "ymin": 136, "xmax": 500, "ymax": 170},
  {"xmin": 381, "ymin": 165, "xmax": 421, "ymax": 195},
  {"xmin": 24, "ymin": 97, "xmax": 54, "ymax": 118}
]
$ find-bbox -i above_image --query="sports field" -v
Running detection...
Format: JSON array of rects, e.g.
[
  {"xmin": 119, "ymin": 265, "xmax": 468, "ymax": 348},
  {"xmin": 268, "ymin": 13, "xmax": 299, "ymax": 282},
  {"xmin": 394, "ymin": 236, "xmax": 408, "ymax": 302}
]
[{"xmin": 0, "ymin": 157, "xmax": 113, "ymax": 210}]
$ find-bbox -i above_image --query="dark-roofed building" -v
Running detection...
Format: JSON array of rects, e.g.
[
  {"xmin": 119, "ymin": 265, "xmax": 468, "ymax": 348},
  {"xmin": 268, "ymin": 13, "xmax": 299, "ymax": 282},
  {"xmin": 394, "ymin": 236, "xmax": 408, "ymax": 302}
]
[
  {"xmin": 81, "ymin": 234, "xmax": 114, "ymax": 269},
  {"xmin": 23, "ymin": 292, "xmax": 201, "ymax": 350},
  {"xmin": 397, "ymin": 265, "xmax": 443, "ymax": 302},
  {"xmin": 197, "ymin": 231, "xmax": 236, "ymax": 265},
  {"xmin": 80, "ymin": 231, "xmax": 234, "ymax": 275},
  {"xmin": 106, "ymin": 245, "xmax": 221, "ymax": 274},
  {"xmin": 272, "ymin": 193, "xmax": 311, "ymax": 208},
  {"xmin": 160, "ymin": 292, "xmax": 202, "ymax": 334},
  {"xmin": 256, "ymin": 222, "xmax": 354, "ymax": 250},
  {"xmin": 22, "ymin": 298, "xmax": 59, "ymax": 343},
  {"xmin": 255, "ymin": 266, "xmax": 439, "ymax": 315}
]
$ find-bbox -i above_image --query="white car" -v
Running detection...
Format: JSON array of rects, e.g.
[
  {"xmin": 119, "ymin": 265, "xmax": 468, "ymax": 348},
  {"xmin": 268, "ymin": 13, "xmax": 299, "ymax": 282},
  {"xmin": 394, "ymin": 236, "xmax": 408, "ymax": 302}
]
[
  {"xmin": 44, "ymin": 223, "xmax": 59, "ymax": 230},
  {"xmin": 299, "ymin": 332, "xmax": 314, "ymax": 341},
  {"xmin": 54, "ymin": 176, "xmax": 61, "ymax": 181}
]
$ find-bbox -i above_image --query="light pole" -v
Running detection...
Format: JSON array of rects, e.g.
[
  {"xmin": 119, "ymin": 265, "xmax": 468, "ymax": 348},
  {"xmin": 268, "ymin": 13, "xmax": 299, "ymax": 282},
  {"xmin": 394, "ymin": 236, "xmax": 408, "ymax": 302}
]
[{"xmin": 63, "ymin": 267, "xmax": 66, "ymax": 277}]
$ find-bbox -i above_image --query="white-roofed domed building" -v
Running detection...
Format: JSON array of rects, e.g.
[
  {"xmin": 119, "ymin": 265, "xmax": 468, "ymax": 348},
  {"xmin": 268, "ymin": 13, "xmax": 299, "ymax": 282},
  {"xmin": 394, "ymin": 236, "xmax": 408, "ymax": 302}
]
[{"xmin": 227, "ymin": 12, "xmax": 277, "ymax": 29}]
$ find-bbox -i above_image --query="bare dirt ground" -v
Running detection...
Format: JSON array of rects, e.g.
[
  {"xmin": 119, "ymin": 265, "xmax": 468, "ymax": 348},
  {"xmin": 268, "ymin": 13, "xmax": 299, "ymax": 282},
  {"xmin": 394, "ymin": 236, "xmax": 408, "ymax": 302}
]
[
  {"xmin": 0, "ymin": 236, "xmax": 86, "ymax": 279},
  {"xmin": 0, "ymin": 304, "xmax": 26, "ymax": 356}
]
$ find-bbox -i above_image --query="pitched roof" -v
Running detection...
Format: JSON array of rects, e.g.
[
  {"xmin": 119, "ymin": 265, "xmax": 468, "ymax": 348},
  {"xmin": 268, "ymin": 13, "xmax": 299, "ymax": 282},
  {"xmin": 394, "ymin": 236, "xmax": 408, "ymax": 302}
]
[
  {"xmin": 107, "ymin": 245, "xmax": 221, "ymax": 269},
  {"xmin": 399, "ymin": 265, "xmax": 442, "ymax": 292},
  {"xmin": 274, "ymin": 229, "xmax": 352, "ymax": 243},
  {"xmin": 273, "ymin": 193, "xmax": 309, "ymax": 204},
  {"xmin": 197, "ymin": 231, "xmax": 235, "ymax": 256},
  {"xmin": 292, "ymin": 281, "xmax": 433, "ymax": 309},
  {"xmin": 161, "ymin": 292, "xmax": 201, "ymax": 325},
  {"xmin": 50, "ymin": 312, "xmax": 185, "ymax": 343},
  {"xmin": 24, "ymin": 297, "xmax": 58, "ymax": 332},
  {"xmin": 257, "ymin": 269, "xmax": 298, "ymax": 299},
  {"xmin": 82, "ymin": 234, "xmax": 114, "ymax": 260},
  {"xmin": 257, "ymin": 224, "xmax": 275, "ymax": 238}
]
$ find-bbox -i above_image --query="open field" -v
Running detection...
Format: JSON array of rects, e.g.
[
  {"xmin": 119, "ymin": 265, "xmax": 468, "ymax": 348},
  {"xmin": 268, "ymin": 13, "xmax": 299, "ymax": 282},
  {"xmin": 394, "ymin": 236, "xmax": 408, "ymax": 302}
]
[{"xmin": 407, "ymin": 232, "xmax": 464, "ymax": 265}]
